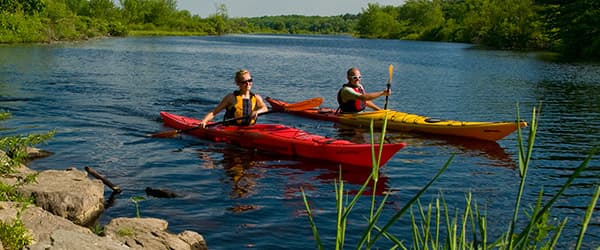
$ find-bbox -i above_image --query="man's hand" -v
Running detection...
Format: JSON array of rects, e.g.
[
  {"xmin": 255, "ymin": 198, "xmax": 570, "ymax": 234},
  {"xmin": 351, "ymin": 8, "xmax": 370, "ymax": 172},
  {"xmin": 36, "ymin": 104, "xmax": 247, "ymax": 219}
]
[{"xmin": 381, "ymin": 89, "xmax": 391, "ymax": 96}]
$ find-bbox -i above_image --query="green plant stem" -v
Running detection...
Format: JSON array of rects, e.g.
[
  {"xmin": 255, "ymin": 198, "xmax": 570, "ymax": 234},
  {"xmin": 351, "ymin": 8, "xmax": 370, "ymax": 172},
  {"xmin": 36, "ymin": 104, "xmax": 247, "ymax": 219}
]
[
  {"xmin": 575, "ymin": 184, "xmax": 600, "ymax": 250},
  {"xmin": 507, "ymin": 104, "xmax": 538, "ymax": 249}
]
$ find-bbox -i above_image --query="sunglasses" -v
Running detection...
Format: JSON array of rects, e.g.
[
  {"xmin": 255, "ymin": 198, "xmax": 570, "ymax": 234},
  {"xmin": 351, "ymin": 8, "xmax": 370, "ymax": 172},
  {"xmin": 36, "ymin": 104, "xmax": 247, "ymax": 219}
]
[
  {"xmin": 351, "ymin": 75, "xmax": 362, "ymax": 80},
  {"xmin": 238, "ymin": 78, "xmax": 253, "ymax": 84}
]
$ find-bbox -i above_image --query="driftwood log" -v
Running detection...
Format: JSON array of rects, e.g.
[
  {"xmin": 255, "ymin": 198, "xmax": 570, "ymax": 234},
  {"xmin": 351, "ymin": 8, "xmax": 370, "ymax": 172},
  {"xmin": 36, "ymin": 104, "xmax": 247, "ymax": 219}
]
[{"xmin": 85, "ymin": 166, "xmax": 122, "ymax": 193}]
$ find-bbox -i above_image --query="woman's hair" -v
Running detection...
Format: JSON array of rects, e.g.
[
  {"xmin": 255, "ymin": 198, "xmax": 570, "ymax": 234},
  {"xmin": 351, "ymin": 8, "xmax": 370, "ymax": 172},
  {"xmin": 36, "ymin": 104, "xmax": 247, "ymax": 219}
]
[{"xmin": 235, "ymin": 69, "xmax": 250, "ymax": 83}]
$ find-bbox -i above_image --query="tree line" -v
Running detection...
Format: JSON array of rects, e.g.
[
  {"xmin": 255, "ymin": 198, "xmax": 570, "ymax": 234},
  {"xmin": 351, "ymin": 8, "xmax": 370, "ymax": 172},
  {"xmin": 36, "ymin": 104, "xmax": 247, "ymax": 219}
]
[
  {"xmin": 0, "ymin": 0, "xmax": 597, "ymax": 59},
  {"xmin": 355, "ymin": 0, "xmax": 599, "ymax": 60}
]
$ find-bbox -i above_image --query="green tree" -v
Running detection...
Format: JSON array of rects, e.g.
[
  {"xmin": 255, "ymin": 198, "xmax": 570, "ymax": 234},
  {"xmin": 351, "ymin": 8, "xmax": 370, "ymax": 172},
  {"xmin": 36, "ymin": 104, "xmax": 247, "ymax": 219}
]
[
  {"xmin": 85, "ymin": 0, "xmax": 118, "ymax": 20},
  {"xmin": 436, "ymin": 0, "xmax": 470, "ymax": 42},
  {"xmin": 119, "ymin": 0, "xmax": 176, "ymax": 26},
  {"xmin": 462, "ymin": 0, "xmax": 543, "ymax": 49},
  {"xmin": 539, "ymin": 0, "xmax": 600, "ymax": 59},
  {"xmin": 208, "ymin": 3, "xmax": 228, "ymax": 35},
  {"xmin": 398, "ymin": 0, "xmax": 445, "ymax": 40},
  {"xmin": 0, "ymin": 0, "xmax": 45, "ymax": 14},
  {"xmin": 356, "ymin": 3, "xmax": 401, "ymax": 39},
  {"xmin": 64, "ymin": 0, "xmax": 86, "ymax": 14},
  {"xmin": 146, "ymin": 0, "xmax": 176, "ymax": 26}
]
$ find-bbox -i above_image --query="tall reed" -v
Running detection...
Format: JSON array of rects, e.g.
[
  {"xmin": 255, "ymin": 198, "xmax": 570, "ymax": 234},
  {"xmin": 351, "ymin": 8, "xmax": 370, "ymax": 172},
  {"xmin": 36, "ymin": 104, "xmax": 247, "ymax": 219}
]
[{"xmin": 301, "ymin": 106, "xmax": 598, "ymax": 249}]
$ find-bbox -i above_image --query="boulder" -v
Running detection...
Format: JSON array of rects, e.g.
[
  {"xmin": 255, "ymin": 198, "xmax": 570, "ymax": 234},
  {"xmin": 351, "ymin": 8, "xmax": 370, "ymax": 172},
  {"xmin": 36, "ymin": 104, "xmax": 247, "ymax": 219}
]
[
  {"xmin": 18, "ymin": 168, "xmax": 104, "ymax": 226},
  {"xmin": 104, "ymin": 217, "xmax": 207, "ymax": 250},
  {"xmin": 29, "ymin": 229, "xmax": 129, "ymax": 250},
  {"xmin": 26, "ymin": 147, "xmax": 54, "ymax": 161},
  {"xmin": 0, "ymin": 202, "xmax": 127, "ymax": 249}
]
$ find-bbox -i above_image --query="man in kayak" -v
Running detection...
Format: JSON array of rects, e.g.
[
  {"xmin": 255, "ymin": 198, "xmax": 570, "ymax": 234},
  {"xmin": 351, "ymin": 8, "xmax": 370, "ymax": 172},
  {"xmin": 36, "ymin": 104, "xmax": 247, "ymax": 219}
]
[
  {"xmin": 200, "ymin": 69, "xmax": 269, "ymax": 127},
  {"xmin": 337, "ymin": 67, "xmax": 391, "ymax": 113}
]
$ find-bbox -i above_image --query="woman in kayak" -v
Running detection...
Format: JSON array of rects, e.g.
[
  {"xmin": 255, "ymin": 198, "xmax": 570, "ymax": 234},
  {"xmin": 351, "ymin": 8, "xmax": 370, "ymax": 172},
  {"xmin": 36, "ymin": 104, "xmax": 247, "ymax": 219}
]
[
  {"xmin": 200, "ymin": 69, "xmax": 269, "ymax": 127},
  {"xmin": 337, "ymin": 67, "xmax": 391, "ymax": 113}
]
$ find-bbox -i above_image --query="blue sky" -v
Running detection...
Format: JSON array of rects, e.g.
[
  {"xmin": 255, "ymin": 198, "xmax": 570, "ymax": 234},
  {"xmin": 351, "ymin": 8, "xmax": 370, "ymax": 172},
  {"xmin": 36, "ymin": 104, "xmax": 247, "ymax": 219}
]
[{"xmin": 176, "ymin": 0, "xmax": 405, "ymax": 18}]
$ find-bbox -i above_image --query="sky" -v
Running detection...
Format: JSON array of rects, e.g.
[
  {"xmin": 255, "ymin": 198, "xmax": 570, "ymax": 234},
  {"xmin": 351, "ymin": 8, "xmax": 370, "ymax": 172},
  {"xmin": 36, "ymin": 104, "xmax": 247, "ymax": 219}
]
[{"xmin": 176, "ymin": 0, "xmax": 405, "ymax": 18}]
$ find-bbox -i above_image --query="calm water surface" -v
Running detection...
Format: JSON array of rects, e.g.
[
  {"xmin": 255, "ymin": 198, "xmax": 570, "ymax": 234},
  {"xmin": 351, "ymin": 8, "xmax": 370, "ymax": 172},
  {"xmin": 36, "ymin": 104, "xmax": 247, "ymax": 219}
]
[{"xmin": 1, "ymin": 35, "xmax": 599, "ymax": 249}]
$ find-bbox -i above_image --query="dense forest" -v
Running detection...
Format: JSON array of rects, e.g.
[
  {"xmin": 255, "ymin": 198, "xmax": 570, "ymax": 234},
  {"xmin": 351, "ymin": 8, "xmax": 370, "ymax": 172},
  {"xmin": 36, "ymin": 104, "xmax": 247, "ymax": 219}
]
[{"xmin": 0, "ymin": 0, "xmax": 598, "ymax": 59}]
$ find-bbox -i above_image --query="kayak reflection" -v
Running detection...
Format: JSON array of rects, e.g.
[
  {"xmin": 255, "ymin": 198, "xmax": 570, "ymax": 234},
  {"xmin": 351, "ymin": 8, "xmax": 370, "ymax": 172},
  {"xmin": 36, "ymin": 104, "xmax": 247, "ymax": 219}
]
[
  {"xmin": 199, "ymin": 148, "xmax": 263, "ymax": 199},
  {"xmin": 198, "ymin": 146, "xmax": 390, "ymax": 198},
  {"xmin": 333, "ymin": 123, "xmax": 515, "ymax": 168},
  {"xmin": 389, "ymin": 132, "xmax": 516, "ymax": 168}
]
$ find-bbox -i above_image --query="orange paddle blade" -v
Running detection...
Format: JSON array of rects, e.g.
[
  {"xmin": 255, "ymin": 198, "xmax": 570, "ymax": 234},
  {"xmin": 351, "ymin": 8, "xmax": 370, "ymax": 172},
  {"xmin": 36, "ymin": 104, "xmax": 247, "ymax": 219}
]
[
  {"xmin": 149, "ymin": 129, "xmax": 181, "ymax": 138},
  {"xmin": 283, "ymin": 97, "xmax": 323, "ymax": 111}
]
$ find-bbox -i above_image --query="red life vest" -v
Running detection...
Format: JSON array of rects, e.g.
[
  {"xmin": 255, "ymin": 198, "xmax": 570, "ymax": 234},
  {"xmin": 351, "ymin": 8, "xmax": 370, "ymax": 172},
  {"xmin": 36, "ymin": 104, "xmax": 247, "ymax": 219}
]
[{"xmin": 337, "ymin": 83, "xmax": 366, "ymax": 113}]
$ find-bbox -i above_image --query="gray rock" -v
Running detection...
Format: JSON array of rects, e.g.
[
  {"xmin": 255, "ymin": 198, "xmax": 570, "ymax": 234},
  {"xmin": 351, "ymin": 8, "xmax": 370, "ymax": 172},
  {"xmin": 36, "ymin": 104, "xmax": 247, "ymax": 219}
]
[
  {"xmin": 0, "ymin": 202, "xmax": 126, "ymax": 249},
  {"xmin": 18, "ymin": 168, "xmax": 105, "ymax": 226},
  {"xmin": 26, "ymin": 147, "xmax": 54, "ymax": 161},
  {"xmin": 28, "ymin": 229, "xmax": 129, "ymax": 250},
  {"xmin": 0, "ymin": 150, "xmax": 207, "ymax": 249},
  {"xmin": 105, "ymin": 217, "xmax": 207, "ymax": 250}
]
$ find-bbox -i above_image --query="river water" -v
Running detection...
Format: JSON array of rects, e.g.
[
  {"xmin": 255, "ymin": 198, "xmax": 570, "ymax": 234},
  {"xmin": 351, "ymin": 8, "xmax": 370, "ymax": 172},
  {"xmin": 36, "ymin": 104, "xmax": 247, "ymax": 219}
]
[{"xmin": 1, "ymin": 35, "xmax": 598, "ymax": 249}]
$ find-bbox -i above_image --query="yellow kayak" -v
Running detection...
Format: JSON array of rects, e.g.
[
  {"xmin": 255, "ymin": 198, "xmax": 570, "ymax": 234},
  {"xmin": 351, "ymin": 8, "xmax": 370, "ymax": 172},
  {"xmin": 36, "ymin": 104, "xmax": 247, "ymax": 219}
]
[{"xmin": 267, "ymin": 97, "xmax": 527, "ymax": 141}]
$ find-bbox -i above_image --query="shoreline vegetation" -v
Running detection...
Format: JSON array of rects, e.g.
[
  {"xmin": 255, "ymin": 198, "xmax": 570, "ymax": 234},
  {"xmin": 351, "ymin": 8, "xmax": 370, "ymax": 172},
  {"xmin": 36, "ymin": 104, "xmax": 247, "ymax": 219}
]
[{"xmin": 1, "ymin": 0, "xmax": 598, "ymax": 60}]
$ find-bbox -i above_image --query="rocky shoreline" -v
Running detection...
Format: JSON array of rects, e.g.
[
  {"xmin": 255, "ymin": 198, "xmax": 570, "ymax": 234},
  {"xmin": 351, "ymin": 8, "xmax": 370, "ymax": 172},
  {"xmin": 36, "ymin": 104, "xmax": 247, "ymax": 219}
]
[{"xmin": 0, "ymin": 148, "xmax": 207, "ymax": 249}]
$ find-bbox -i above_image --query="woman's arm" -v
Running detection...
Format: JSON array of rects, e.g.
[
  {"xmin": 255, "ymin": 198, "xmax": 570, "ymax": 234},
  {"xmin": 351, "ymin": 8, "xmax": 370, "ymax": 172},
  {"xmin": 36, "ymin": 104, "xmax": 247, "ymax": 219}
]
[{"xmin": 201, "ymin": 94, "xmax": 233, "ymax": 127}]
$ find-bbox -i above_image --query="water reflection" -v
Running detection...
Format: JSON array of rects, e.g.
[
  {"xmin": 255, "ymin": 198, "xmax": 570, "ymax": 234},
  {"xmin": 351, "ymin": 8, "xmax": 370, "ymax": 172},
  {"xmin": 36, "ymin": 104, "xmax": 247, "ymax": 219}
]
[
  {"xmin": 333, "ymin": 125, "xmax": 371, "ymax": 144},
  {"xmin": 199, "ymin": 148, "xmax": 263, "ymax": 199},
  {"xmin": 264, "ymin": 160, "xmax": 390, "ymax": 196},
  {"xmin": 333, "ymin": 124, "xmax": 516, "ymax": 168},
  {"xmin": 198, "ymin": 146, "xmax": 390, "ymax": 199}
]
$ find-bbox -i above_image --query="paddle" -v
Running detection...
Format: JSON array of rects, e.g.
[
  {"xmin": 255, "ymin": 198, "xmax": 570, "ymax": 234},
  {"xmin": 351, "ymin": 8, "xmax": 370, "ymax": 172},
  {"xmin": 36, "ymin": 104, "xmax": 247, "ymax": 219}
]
[
  {"xmin": 149, "ymin": 97, "xmax": 323, "ymax": 138},
  {"xmin": 384, "ymin": 64, "xmax": 393, "ymax": 110}
]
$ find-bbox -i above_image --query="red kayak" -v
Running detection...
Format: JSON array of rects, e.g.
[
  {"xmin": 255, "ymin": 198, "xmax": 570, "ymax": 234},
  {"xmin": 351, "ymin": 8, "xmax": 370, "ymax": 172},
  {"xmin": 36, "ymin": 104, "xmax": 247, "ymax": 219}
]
[{"xmin": 160, "ymin": 112, "xmax": 406, "ymax": 168}]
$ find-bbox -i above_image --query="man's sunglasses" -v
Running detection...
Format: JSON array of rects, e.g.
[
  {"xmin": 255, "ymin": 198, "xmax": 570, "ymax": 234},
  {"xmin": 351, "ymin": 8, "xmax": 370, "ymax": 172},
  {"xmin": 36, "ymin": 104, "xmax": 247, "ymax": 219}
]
[{"xmin": 351, "ymin": 76, "xmax": 362, "ymax": 80}]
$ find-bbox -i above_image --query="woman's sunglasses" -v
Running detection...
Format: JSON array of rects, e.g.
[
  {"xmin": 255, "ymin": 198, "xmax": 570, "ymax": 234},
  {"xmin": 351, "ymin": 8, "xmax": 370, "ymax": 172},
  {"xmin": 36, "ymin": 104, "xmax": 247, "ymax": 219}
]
[{"xmin": 238, "ymin": 78, "xmax": 253, "ymax": 84}]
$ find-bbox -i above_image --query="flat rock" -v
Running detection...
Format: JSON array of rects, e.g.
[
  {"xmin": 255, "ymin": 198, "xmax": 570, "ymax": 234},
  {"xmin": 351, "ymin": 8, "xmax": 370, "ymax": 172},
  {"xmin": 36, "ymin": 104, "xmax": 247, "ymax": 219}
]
[
  {"xmin": 105, "ymin": 217, "xmax": 207, "ymax": 250},
  {"xmin": 18, "ymin": 168, "xmax": 105, "ymax": 225}
]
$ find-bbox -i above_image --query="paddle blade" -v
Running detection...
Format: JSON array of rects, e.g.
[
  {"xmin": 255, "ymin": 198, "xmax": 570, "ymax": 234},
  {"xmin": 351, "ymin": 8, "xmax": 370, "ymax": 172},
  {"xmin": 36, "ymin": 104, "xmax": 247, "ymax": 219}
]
[
  {"xmin": 149, "ymin": 129, "xmax": 181, "ymax": 138},
  {"xmin": 384, "ymin": 64, "xmax": 393, "ymax": 110},
  {"xmin": 283, "ymin": 97, "xmax": 323, "ymax": 111}
]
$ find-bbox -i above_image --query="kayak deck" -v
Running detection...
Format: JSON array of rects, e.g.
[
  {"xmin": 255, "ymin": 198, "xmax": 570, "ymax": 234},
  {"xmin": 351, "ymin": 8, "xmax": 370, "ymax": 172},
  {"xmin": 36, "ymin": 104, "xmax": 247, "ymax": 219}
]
[
  {"xmin": 266, "ymin": 97, "xmax": 527, "ymax": 141},
  {"xmin": 160, "ymin": 112, "xmax": 406, "ymax": 168}
]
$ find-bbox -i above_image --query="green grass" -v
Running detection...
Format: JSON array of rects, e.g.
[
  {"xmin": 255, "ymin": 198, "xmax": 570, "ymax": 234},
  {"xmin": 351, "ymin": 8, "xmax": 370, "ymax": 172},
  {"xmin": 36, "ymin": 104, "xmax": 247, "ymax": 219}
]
[
  {"xmin": 0, "ymin": 216, "xmax": 33, "ymax": 250},
  {"xmin": 117, "ymin": 227, "xmax": 135, "ymax": 237},
  {"xmin": 302, "ymin": 105, "xmax": 599, "ymax": 249}
]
